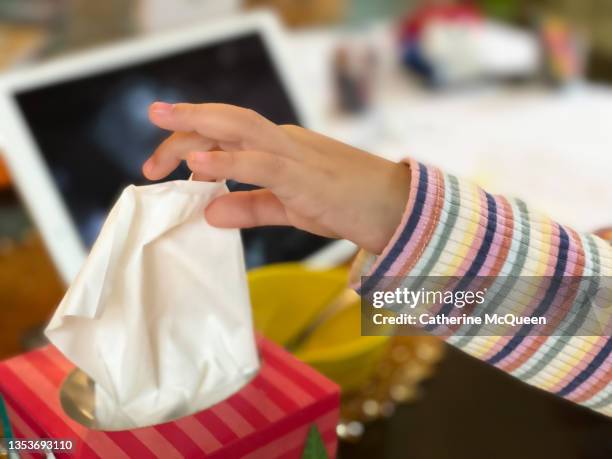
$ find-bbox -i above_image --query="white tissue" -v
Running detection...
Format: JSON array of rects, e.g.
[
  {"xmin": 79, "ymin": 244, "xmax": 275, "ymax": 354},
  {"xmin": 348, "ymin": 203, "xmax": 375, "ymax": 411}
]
[{"xmin": 46, "ymin": 180, "xmax": 259, "ymax": 430}]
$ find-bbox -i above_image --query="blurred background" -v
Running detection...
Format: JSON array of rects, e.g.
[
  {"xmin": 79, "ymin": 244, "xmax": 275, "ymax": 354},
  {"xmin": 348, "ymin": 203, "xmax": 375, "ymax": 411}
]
[{"xmin": 1, "ymin": 1, "xmax": 611, "ymax": 458}]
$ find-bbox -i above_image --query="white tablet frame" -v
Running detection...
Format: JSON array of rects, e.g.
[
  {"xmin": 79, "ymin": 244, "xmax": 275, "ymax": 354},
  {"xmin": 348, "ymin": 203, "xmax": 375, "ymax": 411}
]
[{"xmin": 0, "ymin": 11, "xmax": 317, "ymax": 285}]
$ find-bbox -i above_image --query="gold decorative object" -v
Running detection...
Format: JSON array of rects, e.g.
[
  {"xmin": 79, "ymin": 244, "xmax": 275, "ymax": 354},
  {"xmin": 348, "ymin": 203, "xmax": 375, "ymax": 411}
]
[{"xmin": 337, "ymin": 335, "xmax": 444, "ymax": 441}]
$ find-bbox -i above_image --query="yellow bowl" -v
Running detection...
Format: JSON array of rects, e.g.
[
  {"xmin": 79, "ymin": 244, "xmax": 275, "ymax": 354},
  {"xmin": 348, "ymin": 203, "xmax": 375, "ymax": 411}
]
[{"xmin": 248, "ymin": 263, "xmax": 390, "ymax": 393}]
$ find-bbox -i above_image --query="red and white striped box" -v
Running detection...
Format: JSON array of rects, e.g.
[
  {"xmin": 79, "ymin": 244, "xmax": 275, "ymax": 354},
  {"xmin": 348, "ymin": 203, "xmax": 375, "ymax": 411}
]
[{"xmin": 0, "ymin": 336, "xmax": 339, "ymax": 458}]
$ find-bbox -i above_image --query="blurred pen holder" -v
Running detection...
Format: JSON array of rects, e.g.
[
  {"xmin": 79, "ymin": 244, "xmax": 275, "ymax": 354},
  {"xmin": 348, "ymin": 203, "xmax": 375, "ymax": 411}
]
[{"xmin": 248, "ymin": 263, "xmax": 445, "ymax": 441}]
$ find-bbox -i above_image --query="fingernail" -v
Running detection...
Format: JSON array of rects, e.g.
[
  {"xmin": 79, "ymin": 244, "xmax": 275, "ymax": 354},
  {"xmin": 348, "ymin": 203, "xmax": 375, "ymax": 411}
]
[{"xmin": 150, "ymin": 102, "xmax": 173, "ymax": 115}]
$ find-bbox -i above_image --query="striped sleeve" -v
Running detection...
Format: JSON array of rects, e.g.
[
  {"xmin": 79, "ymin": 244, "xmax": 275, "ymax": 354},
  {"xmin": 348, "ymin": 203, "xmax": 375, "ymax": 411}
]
[{"xmin": 351, "ymin": 159, "xmax": 612, "ymax": 417}]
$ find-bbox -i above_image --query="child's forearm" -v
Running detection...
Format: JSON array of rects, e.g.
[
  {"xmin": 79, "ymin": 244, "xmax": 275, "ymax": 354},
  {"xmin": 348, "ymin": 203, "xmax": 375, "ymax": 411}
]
[{"xmin": 351, "ymin": 159, "xmax": 612, "ymax": 417}]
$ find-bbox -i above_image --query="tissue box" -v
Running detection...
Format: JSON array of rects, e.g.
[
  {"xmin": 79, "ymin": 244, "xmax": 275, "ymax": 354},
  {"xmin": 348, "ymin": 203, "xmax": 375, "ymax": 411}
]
[{"xmin": 0, "ymin": 337, "xmax": 339, "ymax": 459}]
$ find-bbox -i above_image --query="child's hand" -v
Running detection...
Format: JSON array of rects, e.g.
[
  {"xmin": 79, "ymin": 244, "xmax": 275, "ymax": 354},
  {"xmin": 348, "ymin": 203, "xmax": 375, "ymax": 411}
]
[{"xmin": 143, "ymin": 102, "xmax": 411, "ymax": 254}]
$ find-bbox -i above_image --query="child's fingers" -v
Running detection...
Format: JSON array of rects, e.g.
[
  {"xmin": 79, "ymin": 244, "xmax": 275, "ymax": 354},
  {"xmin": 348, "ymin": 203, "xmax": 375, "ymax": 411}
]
[
  {"xmin": 143, "ymin": 131, "xmax": 215, "ymax": 180},
  {"xmin": 148, "ymin": 102, "xmax": 291, "ymax": 155},
  {"xmin": 186, "ymin": 150, "xmax": 296, "ymax": 192},
  {"xmin": 205, "ymin": 189, "xmax": 289, "ymax": 228}
]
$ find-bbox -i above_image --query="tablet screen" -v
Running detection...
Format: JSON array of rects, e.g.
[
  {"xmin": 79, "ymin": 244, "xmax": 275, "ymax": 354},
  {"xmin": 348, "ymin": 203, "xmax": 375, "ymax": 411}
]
[{"xmin": 14, "ymin": 32, "xmax": 330, "ymax": 267}]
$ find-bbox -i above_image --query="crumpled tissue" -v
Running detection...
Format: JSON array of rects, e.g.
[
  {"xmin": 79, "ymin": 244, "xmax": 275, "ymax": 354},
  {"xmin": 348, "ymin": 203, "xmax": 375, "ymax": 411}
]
[{"xmin": 46, "ymin": 180, "xmax": 259, "ymax": 430}]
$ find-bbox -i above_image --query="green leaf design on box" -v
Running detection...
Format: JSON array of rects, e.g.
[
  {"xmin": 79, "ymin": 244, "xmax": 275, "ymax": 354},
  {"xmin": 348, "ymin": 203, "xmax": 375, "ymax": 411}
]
[{"xmin": 301, "ymin": 424, "xmax": 329, "ymax": 459}]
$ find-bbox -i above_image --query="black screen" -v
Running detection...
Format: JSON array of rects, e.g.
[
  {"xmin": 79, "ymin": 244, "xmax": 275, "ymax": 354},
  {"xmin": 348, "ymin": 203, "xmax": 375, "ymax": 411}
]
[{"xmin": 15, "ymin": 32, "xmax": 330, "ymax": 267}]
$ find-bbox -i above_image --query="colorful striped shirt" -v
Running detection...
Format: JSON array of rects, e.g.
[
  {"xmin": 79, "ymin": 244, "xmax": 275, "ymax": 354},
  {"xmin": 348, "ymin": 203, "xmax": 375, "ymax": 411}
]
[{"xmin": 351, "ymin": 159, "xmax": 612, "ymax": 417}]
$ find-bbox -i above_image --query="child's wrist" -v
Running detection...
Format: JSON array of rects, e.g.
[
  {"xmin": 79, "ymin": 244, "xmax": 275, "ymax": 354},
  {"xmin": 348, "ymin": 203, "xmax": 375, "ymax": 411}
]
[{"xmin": 367, "ymin": 161, "xmax": 412, "ymax": 254}]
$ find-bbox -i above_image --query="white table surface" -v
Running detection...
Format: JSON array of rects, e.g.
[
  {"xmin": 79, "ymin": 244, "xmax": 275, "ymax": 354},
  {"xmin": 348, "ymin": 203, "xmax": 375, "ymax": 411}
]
[{"xmin": 288, "ymin": 26, "xmax": 612, "ymax": 234}]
